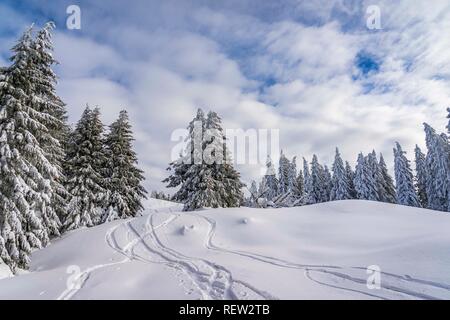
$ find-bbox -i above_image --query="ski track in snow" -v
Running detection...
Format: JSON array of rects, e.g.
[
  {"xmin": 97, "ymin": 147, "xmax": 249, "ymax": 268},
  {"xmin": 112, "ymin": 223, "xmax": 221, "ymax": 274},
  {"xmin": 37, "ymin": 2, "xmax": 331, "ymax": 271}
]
[
  {"xmin": 57, "ymin": 206, "xmax": 450, "ymax": 300},
  {"xmin": 100, "ymin": 207, "xmax": 275, "ymax": 300},
  {"xmin": 191, "ymin": 212, "xmax": 450, "ymax": 300}
]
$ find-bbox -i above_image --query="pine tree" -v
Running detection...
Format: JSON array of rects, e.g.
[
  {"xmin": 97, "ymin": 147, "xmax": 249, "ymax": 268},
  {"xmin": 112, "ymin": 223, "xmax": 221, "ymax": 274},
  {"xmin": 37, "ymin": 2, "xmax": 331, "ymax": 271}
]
[
  {"xmin": 0, "ymin": 25, "xmax": 64, "ymax": 270},
  {"xmin": 378, "ymin": 153, "xmax": 396, "ymax": 203},
  {"xmin": 288, "ymin": 157, "xmax": 297, "ymax": 192},
  {"xmin": 423, "ymin": 123, "xmax": 449, "ymax": 211},
  {"xmin": 63, "ymin": 107, "xmax": 108, "ymax": 230},
  {"xmin": 367, "ymin": 151, "xmax": 383, "ymax": 201},
  {"xmin": 31, "ymin": 22, "xmax": 70, "ymax": 228},
  {"xmin": 345, "ymin": 161, "xmax": 356, "ymax": 198},
  {"xmin": 206, "ymin": 111, "xmax": 243, "ymax": 208},
  {"xmin": 278, "ymin": 151, "xmax": 290, "ymax": 195},
  {"xmin": 393, "ymin": 142, "xmax": 421, "ymax": 207},
  {"xmin": 262, "ymin": 156, "xmax": 278, "ymax": 201},
  {"xmin": 354, "ymin": 153, "xmax": 379, "ymax": 200},
  {"xmin": 248, "ymin": 180, "xmax": 259, "ymax": 206},
  {"xmin": 303, "ymin": 157, "xmax": 314, "ymax": 204},
  {"xmin": 163, "ymin": 108, "xmax": 205, "ymax": 203},
  {"xmin": 103, "ymin": 110, "xmax": 147, "ymax": 222},
  {"xmin": 308, "ymin": 155, "xmax": 327, "ymax": 204},
  {"xmin": 330, "ymin": 148, "xmax": 352, "ymax": 200},
  {"xmin": 292, "ymin": 170, "xmax": 304, "ymax": 200},
  {"xmin": 322, "ymin": 165, "xmax": 332, "ymax": 201},
  {"xmin": 164, "ymin": 109, "xmax": 243, "ymax": 211},
  {"xmin": 414, "ymin": 145, "xmax": 428, "ymax": 207}
]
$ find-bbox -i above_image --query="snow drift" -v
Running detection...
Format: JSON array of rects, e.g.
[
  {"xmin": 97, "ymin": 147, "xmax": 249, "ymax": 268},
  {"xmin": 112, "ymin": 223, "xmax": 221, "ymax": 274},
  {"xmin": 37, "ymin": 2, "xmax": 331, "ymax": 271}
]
[{"xmin": 1, "ymin": 200, "xmax": 450, "ymax": 300}]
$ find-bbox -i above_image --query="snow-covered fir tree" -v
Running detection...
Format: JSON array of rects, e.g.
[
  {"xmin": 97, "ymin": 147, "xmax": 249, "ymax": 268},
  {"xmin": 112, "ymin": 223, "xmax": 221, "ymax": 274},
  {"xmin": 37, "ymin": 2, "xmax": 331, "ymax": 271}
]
[
  {"xmin": 330, "ymin": 148, "xmax": 352, "ymax": 200},
  {"xmin": 103, "ymin": 110, "xmax": 147, "ymax": 222},
  {"xmin": 31, "ymin": 22, "xmax": 70, "ymax": 228},
  {"xmin": 278, "ymin": 151, "xmax": 290, "ymax": 195},
  {"xmin": 378, "ymin": 153, "xmax": 396, "ymax": 203},
  {"xmin": 262, "ymin": 156, "xmax": 278, "ymax": 201},
  {"xmin": 393, "ymin": 142, "xmax": 421, "ymax": 207},
  {"xmin": 0, "ymin": 25, "xmax": 66, "ymax": 271},
  {"xmin": 303, "ymin": 157, "xmax": 313, "ymax": 204},
  {"xmin": 414, "ymin": 145, "xmax": 428, "ymax": 207},
  {"xmin": 307, "ymin": 155, "xmax": 327, "ymax": 204},
  {"xmin": 292, "ymin": 170, "xmax": 304, "ymax": 200},
  {"xmin": 323, "ymin": 165, "xmax": 332, "ymax": 201},
  {"xmin": 63, "ymin": 107, "xmax": 108, "ymax": 230},
  {"xmin": 205, "ymin": 111, "xmax": 243, "ymax": 208},
  {"xmin": 247, "ymin": 180, "xmax": 259, "ymax": 206},
  {"xmin": 164, "ymin": 108, "xmax": 205, "ymax": 203},
  {"xmin": 354, "ymin": 153, "xmax": 379, "ymax": 201},
  {"xmin": 164, "ymin": 109, "xmax": 243, "ymax": 211},
  {"xmin": 288, "ymin": 157, "xmax": 297, "ymax": 192},
  {"xmin": 423, "ymin": 123, "xmax": 450, "ymax": 211},
  {"xmin": 345, "ymin": 161, "xmax": 356, "ymax": 198},
  {"xmin": 367, "ymin": 151, "xmax": 383, "ymax": 202}
]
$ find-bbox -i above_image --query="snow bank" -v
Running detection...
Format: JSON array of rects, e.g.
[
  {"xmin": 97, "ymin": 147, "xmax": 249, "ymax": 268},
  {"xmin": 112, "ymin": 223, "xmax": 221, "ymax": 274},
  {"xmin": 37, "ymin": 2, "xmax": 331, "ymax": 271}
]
[{"xmin": 1, "ymin": 200, "xmax": 450, "ymax": 299}]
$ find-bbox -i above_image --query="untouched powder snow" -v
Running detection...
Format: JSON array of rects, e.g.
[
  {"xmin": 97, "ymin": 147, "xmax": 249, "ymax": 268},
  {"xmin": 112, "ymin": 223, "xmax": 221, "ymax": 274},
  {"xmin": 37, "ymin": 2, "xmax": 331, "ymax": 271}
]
[{"xmin": 1, "ymin": 200, "xmax": 450, "ymax": 300}]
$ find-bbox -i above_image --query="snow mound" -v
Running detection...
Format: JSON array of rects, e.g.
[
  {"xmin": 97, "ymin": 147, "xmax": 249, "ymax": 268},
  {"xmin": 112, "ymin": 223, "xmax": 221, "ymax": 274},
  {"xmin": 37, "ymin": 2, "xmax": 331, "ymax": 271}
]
[{"xmin": 1, "ymin": 200, "xmax": 450, "ymax": 300}]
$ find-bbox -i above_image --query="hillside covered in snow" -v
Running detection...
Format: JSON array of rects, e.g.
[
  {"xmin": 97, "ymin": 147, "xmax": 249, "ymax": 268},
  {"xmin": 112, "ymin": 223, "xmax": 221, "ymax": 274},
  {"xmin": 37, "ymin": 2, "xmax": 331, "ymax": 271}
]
[{"xmin": 1, "ymin": 199, "xmax": 450, "ymax": 300}]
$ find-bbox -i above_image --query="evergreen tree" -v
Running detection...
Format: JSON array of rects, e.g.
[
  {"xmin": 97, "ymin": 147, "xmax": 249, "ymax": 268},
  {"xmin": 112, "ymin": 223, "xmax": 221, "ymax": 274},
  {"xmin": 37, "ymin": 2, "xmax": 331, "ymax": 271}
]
[
  {"xmin": 393, "ymin": 142, "xmax": 421, "ymax": 207},
  {"xmin": 205, "ymin": 111, "xmax": 243, "ymax": 208},
  {"xmin": 63, "ymin": 107, "xmax": 108, "ymax": 230},
  {"xmin": 262, "ymin": 156, "xmax": 278, "ymax": 201},
  {"xmin": 330, "ymin": 148, "xmax": 352, "ymax": 200},
  {"xmin": 378, "ymin": 154, "xmax": 396, "ymax": 203},
  {"xmin": 423, "ymin": 123, "xmax": 450, "ymax": 211},
  {"xmin": 322, "ymin": 165, "xmax": 332, "ymax": 201},
  {"xmin": 31, "ymin": 22, "xmax": 70, "ymax": 227},
  {"xmin": 354, "ymin": 153, "xmax": 379, "ymax": 201},
  {"xmin": 367, "ymin": 151, "xmax": 383, "ymax": 201},
  {"xmin": 0, "ymin": 25, "xmax": 64, "ymax": 270},
  {"xmin": 163, "ymin": 109, "xmax": 205, "ymax": 203},
  {"xmin": 345, "ymin": 161, "xmax": 356, "ymax": 198},
  {"xmin": 278, "ymin": 151, "xmax": 290, "ymax": 195},
  {"xmin": 292, "ymin": 170, "xmax": 304, "ymax": 200},
  {"xmin": 414, "ymin": 145, "xmax": 428, "ymax": 207},
  {"xmin": 103, "ymin": 110, "xmax": 147, "ymax": 222},
  {"xmin": 308, "ymin": 155, "xmax": 326, "ymax": 204},
  {"xmin": 288, "ymin": 157, "xmax": 297, "ymax": 192},
  {"xmin": 248, "ymin": 180, "xmax": 259, "ymax": 205},
  {"xmin": 303, "ymin": 157, "xmax": 313, "ymax": 204},
  {"xmin": 164, "ymin": 109, "xmax": 243, "ymax": 211}
]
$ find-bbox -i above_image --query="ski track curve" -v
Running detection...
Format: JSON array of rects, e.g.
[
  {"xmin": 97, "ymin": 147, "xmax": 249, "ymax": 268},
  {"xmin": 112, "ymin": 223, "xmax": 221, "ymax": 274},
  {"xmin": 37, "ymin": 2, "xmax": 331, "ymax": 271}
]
[
  {"xmin": 57, "ymin": 207, "xmax": 180, "ymax": 300},
  {"xmin": 192, "ymin": 212, "xmax": 450, "ymax": 300},
  {"xmin": 57, "ymin": 206, "xmax": 450, "ymax": 300},
  {"xmin": 100, "ymin": 208, "xmax": 276, "ymax": 300}
]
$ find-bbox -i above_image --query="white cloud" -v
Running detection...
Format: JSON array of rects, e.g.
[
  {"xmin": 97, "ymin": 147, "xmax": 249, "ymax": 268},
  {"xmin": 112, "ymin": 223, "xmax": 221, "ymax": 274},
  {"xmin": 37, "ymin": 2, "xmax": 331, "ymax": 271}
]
[{"xmin": 2, "ymin": 0, "xmax": 450, "ymax": 191}]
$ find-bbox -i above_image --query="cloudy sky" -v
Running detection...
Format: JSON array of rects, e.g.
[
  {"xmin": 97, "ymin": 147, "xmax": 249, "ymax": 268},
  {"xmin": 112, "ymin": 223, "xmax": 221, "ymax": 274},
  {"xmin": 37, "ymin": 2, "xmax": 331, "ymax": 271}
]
[{"xmin": 1, "ymin": 0, "xmax": 450, "ymax": 192}]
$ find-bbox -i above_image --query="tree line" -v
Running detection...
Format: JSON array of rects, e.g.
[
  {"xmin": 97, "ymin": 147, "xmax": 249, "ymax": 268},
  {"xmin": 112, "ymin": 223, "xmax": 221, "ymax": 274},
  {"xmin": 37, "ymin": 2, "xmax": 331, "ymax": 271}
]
[
  {"xmin": 164, "ymin": 109, "xmax": 450, "ymax": 214},
  {"xmin": 0, "ymin": 23, "xmax": 147, "ymax": 273},
  {"xmin": 247, "ymin": 117, "xmax": 450, "ymax": 211}
]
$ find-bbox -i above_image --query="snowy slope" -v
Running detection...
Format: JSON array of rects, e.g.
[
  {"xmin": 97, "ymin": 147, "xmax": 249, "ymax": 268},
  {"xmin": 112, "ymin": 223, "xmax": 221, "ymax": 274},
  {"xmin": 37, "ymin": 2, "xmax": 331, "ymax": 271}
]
[{"xmin": 1, "ymin": 200, "xmax": 450, "ymax": 300}]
